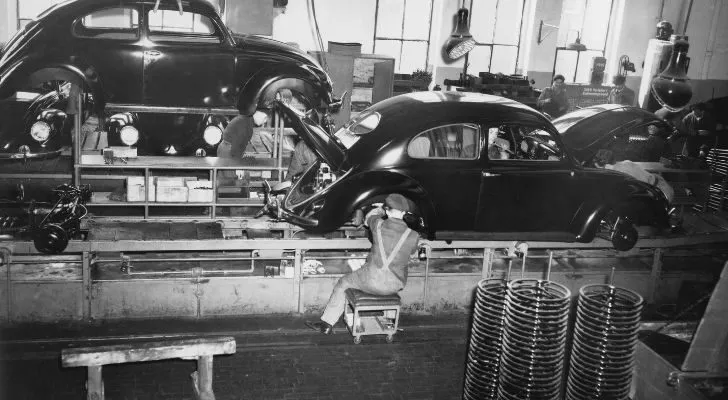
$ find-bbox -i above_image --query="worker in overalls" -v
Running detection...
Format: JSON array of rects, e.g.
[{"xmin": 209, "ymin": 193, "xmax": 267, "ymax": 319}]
[{"xmin": 305, "ymin": 194, "xmax": 421, "ymax": 335}]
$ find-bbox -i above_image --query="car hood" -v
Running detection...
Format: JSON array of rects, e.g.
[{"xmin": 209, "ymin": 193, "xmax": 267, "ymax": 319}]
[
  {"xmin": 555, "ymin": 105, "xmax": 667, "ymax": 162},
  {"xmin": 231, "ymin": 34, "xmax": 321, "ymax": 66},
  {"xmin": 276, "ymin": 100, "xmax": 346, "ymax": 170}
]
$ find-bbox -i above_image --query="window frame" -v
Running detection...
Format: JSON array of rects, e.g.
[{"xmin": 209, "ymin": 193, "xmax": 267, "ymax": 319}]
[
  {"xmin": 71, "ymin": 6, "xmax": 141, "ymax": 41},
  {"xmin": 146, "ymin": 7, "xmax": 223, "ymax": 44},
  {"xmin": 372, "ymin": 0, "xmax": 435, "ymax": 73},
  {"xmin": 407, "ymin": 122, "xmax": 481, "ymax": 161},
  {"xmin": 468, "ymin": 0, "xmax": 528, "ymax": 75}
]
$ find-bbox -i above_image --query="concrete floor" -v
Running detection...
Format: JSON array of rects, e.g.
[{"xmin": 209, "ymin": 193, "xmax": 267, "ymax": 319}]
[{"xmin": 0, "ymin": 314, "xmax": 469, "ymax": 400}]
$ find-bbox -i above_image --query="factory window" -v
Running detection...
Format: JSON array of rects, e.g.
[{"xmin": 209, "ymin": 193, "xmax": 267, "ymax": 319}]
[
  {"xmin": 16, "ymin": 0, "xmax": 65, "ymax": 29},
  {"xmin": 373, "ymin": 0, "xmax": 435, "ymax": 74},
  {"xmin": 468, "ymin": 0, "xmax": 527, "ymax": 75},
  {"xmin": 408, "ymin": 124, "xmax": 479, "ymax": 160},
  {"xmin": 554, "ymin": 0, "xmax": 616, "ymax": 83}
]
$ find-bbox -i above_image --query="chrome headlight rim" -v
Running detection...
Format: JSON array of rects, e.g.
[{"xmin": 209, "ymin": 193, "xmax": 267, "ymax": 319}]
[
  {"xmin": 119, "ymin": 125, "xmax": 139, "ymax": 146},
  {"xmin": 203, "ymin": 125, "xmax": 223, "ymax": 146},
  {"xmin": 30, "ymin": 121, "xmax": 52, "ymax": 142}
]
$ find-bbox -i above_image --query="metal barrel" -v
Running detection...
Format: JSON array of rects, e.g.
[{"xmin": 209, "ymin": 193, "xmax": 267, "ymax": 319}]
[
  {"xmin": 497, "ymin": 279, "xmax": 572, "ymax": 400},
  {"xmin": 565, "ymin": 284, "xmax": 644, "ymax": 400},
  {"xmin": 463, "ymin": 278, "xmax": 508, "ymax": 400}
]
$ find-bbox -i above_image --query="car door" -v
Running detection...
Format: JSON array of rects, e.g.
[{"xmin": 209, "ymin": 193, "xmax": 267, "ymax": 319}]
[
  {"xmin": 70, "ymin": 5, "xmax": 144, "ymax": 104},
  {"xmin": 142, "ymin": 5, "xmax": 235, "ymax": 107},
  {"xmin": 476, "ymin": 123, "xmax": 583, "ymax": 235},
  {"xmin": 404, "ymin": 123, "xmax": 483, "ymax": 233}
]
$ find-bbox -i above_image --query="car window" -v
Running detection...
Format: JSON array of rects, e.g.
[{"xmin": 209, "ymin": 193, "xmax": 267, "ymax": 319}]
[
  {"xmin": 487, "ymin": 124, "xmax": 563, "ymax": 162},
  {"xmin": 148, "ymin": 10, "xmax": 220, "ymax": 43},
  {"xmin": 74, "ymin": 7, "xmax": 139, "ymax": 40},
  {"xmin": 333, "ymin": 111, "xmax": 381, "ymax": 149},
  {"xmin": 408, "ymin": 124, "xmax": 479, "ymax": 160}
]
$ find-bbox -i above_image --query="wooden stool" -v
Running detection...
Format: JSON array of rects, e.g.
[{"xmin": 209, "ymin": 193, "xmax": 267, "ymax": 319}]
[
  {"xmin": 344, "ymin": 288, "xmax": 401, "ymax": 344},
  {"xmin": 61, "ymin": 336, "xmax": 236, "ymax": 400}
]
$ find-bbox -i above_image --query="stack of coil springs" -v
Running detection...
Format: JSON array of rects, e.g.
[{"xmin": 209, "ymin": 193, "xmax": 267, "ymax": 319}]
[
  {"xmin": 565, "ymin": 284, "xmax": 644, "ymax": 400},
  {"xmin": 498, "ymin": 279, "xmax": 571, "ymax": 400},
  {"xmin": 463, "ymin": 278, "xmax": 508, "ymax": 400}
]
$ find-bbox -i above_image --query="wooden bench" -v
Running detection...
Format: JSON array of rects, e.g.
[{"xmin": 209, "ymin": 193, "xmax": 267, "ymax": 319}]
[{"xmin": 61, "ymin": 336, "xmax": 236, "ymax": 400}]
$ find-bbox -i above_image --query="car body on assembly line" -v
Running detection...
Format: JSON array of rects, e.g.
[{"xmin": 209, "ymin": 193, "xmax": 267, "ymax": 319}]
[
  {"xmin": 0, "ymin": 0, "xmax": 335, "ymax": 159},
  {"xmin": 264, "ymin": 92, "xmax": 671, "ymax": 251}
]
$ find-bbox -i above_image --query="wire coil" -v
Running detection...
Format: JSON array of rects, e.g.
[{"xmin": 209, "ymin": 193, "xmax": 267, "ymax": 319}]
[
  {"xmin": 565, "ymin": 284, "xmax": 644, "ymax": 400},
  {"xmin": 463, "ymin": 278, "xmax": 508, "ymax": 400},
  {"xmin": 497, "ymin": 279, "xmax": 572, "ymax": 400}
]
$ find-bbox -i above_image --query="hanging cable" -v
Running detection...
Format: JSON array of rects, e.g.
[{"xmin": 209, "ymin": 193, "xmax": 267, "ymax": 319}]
[{"xmin": 309, "ymin": 0, "xmax": 329, "ymax": 72}]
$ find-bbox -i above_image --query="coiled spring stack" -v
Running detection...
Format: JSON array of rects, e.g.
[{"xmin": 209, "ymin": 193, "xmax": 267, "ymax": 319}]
[
  {"xmin": 498, "ymin": 279, "xmax": 571, "ymax": 400},
  {"xmin": 463, "ymin": 278, "xmax": 508, "ymax": 400},
  {"xmin": 565, "ymin": 284, "xmax": 644, "ymax": 400}
]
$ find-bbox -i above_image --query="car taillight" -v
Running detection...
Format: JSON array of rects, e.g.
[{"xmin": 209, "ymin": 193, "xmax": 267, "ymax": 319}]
[
  {"xmin": 203, "ymin": 125, "xmax": 223, "ymax": 146},
  {"xmin": 30, "ymin": 121, "xmax": 51, "ymax": 142},
  {"xmin": 119, "ymin": 125, "xmax": 139, "ymax": 146}
]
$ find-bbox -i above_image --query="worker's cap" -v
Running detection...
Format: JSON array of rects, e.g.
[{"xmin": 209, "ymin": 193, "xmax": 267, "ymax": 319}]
[{"xmin": 385, "ymin": 194, "xmax": 416, "ymax": 213}]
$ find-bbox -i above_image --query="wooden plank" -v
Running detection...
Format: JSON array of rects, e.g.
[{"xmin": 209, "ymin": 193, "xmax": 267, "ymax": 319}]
[
  {"xmin": 682, "ymin": 261, "xmax": 728, "ymax": 373},
  {"xmin": 61, "ymin": 336, "xmax": 235, "ymax": 367},
  {"xmin": 87, "ymin": 366, "xmax": 103, "ymax": 400},
  {"xmin": 80, "ymin": 154, "xmax": 284, "ymax": 170},
  {"xmin": 196, "ymin": 222, "xmax": 224, "ymax": 240},
  {"xmin": 192, "ymin": 355, "xmax": 215, "ymax": 400}
]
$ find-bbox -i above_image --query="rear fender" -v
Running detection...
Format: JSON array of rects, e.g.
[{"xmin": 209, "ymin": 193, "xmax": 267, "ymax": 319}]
[
  {"xmin": 572, "ymin": 196, "xmax": 669, "ymax": 241},
  {"xmin": 237, "ymin": 64, "xmax": 333, "ymax": 116}
]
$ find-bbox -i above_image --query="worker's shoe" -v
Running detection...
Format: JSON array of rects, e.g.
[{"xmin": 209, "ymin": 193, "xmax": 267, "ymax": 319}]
[{"xmin": 305, "ymin": 320, "xmax": 334, "ymax": 335}]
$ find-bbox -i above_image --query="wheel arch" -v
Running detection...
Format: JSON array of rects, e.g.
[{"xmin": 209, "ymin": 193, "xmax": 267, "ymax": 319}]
[{"xmin": 237, "ymin": 64, "xmax": 332, "ymax": 116}]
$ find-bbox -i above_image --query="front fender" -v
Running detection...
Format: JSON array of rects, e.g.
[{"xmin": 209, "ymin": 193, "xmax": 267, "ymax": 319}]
[
  {"xmin": 237, "ymin": 63, "xmax": 333, "ymax": 116},
  {"xmin": 0, "ymin": 58, "xmax": 105, "ymax": 112}
]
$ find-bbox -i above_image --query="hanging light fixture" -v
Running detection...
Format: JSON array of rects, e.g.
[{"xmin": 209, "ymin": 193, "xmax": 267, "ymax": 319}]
[
  {"xmin": 444, "ymin": 4, "xmax": 476, "ymax": 60},
  {"xmin": 566, "ymin": 32, "xmax": 587, "ymax": 52},
  {"xmin": 650, "ymin": 34, "xmax": 692, "ymax": 112}
]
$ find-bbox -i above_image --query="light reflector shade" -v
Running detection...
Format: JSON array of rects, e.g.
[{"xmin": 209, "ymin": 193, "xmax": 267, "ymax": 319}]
[
  {"xmin": 445, "ymin": 8, "xmax": 476, "ymax": 60},
  {"xmin": 650, "ymin": 35, "xmax": 692, "ymax": 112}
]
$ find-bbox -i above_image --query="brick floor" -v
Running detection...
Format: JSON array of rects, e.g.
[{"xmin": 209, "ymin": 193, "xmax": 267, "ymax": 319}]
[{"xmin": 0, "ymin": 316, "xmax": 468, "ymax": 400}]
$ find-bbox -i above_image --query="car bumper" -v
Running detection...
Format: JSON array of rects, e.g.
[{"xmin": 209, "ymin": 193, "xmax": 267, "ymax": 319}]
[{"xmin": 0, "ymin": 148, "xmax": 62, "ymax": 160}]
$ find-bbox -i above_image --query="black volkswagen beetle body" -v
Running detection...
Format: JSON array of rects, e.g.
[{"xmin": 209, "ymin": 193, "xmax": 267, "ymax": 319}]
[
  {"xmin": 267, "ymin": 92, "xmax": 671, "ymax": 250},
  {"xmin": 554, "ymin": 104, "xmax": 674, "ymax": 165},
  {"xmin": 0, "ymin": 0, "xmax": 334, "ymax": 159}
]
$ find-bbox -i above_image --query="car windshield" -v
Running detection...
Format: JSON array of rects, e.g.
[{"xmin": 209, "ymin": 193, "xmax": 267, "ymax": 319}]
[{"xmin": 333, "ymin": 111, "xmax": 381, "ymax": 149}]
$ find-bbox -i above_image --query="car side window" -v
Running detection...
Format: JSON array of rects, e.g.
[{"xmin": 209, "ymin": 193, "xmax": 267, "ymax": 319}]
[
  {"xmin": 74, "ymin": 7, "xmax": 140, "ymax": 40},
  {"xmin": 148, "ymin": 10, "xmax": 220, "ymax": 43},
  {"xmin": 408, "ymin": 124, "xmax": 479, "ymax": 160},
  {"xmin": 487, "ymin": 124, "xmax": 563, "ymax": 161}
]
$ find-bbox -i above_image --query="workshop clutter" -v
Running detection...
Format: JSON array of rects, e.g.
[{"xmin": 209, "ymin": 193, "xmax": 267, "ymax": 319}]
[{"xmin": 125, "ymin": 176, "xmax": 213, "ymax": 203}]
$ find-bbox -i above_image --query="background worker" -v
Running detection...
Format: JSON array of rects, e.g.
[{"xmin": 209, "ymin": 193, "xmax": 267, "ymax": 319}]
[
  {"xmin": 607, "ymin": 75, "xmax": 635, "ymax": 106},
  {"xmin": 305, "ymin": 194, "xmax": 421, "ymax": 335},
  {"xmin": 537, "ymin": 74, "xmax": 569, "ymax": 119},
  {"xmin": 679, "ymin": 103, "xmax": 716, "ymax": 157}
]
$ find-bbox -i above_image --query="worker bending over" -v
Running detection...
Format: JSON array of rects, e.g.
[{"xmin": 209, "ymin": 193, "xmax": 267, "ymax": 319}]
[{"xmin": 306, "ymin": 194, "xmax": 421, "ymax": 334}]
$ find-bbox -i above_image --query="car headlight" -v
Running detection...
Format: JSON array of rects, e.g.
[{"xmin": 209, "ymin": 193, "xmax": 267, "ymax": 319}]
[
  {"xmin": 30, "ymin": 121, "xmax": 51, "ymax": 142},
  {"xmin": 119, "ymin": 125, "xmax": 139, "ymax": 146},
  {"xmin": 203, "ymin": 125, "xmax": 223, "ymax": 146}
]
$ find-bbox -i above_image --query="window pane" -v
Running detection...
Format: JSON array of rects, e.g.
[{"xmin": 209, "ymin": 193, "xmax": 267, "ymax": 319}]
[
  {"xmin": 374, "ymin": 39, "xmax": 402, "ymax": 72},
  {"xmin": 19, "ymin": 0, "xmax": 62, "ymax": 19},
  {"xmin": 376, "ymin": 0, "xmax": 405, "ymax": 38},
  {"xmin": 582, "ymin": 0, "xmax": 612, "ymax": 50},
  {"xmin": 554, "ymin": 50, "xmax": 578, "ymax": 82},
  {"xmin": 410, "ymin": 124, "xmax": 479, "ymax": 159},
  {"xmin": 575, "ymin": 50, "xmax": 605, "ymax": 83},
  {"xmin": 149, "ymin": 10, "xmax": 214, "ymax": 34},
  {"xmin": 469, "ymin": 45, "xmax": 492, "ymax": 74},
  {"xmin": 399, "ymin": 41, "xmax": 428, "ymax": 74},
  {"xmin": 403, "ymin": 0, "xmax": 432, "ymax": 40},
  {"xmin": 491, "ymin": 45, "xmax": 518, "ymax": 74},
  {"xmin": 470, "ymin": 0, "xmax": 497, "ymax": 43},
  {"xmin": 82, "ymin": 8, "xmax": 138, "ymax": 29},
  {"xmin": 493, "ymin": 0, "xmax": 524, "ymax": 45}
]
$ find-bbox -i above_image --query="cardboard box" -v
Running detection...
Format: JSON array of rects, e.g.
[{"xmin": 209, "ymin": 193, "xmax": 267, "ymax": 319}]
[
  {"xmin": 186, "ymin": 180, "xmax": 214, "ymax": 203},
  {"xmin": 155, "ymin": 176, "xmax": 196, "ymax": 187},
  {"xmin": 156, "ymin": 186, "xmax": 188, "ymax": 202},
  {"xmin": 126, "ymin": 177, "xmax": 156, "ymax": 202}
]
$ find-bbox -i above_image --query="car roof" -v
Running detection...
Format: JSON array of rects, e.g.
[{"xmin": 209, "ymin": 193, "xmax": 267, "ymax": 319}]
[
  {"xmin": 364, "ymin": 91, "xmax": 551, "ymax": 133},
  {"xmin": 36, "ymin": 0, "xmax": 219, "ymax": 23}
]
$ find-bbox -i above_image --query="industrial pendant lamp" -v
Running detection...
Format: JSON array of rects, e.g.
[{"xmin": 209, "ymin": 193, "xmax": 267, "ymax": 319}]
[
  {"xmin": 650, "ymin": 0, "xmax": 693, "ymax": 112},
  {"xmin": 444, "ymin": 5, "xmax": 476, "ymax": 60},
  {"xmin": 566, "ymin": 33, "xmax": 587, "ymax": 52}
]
